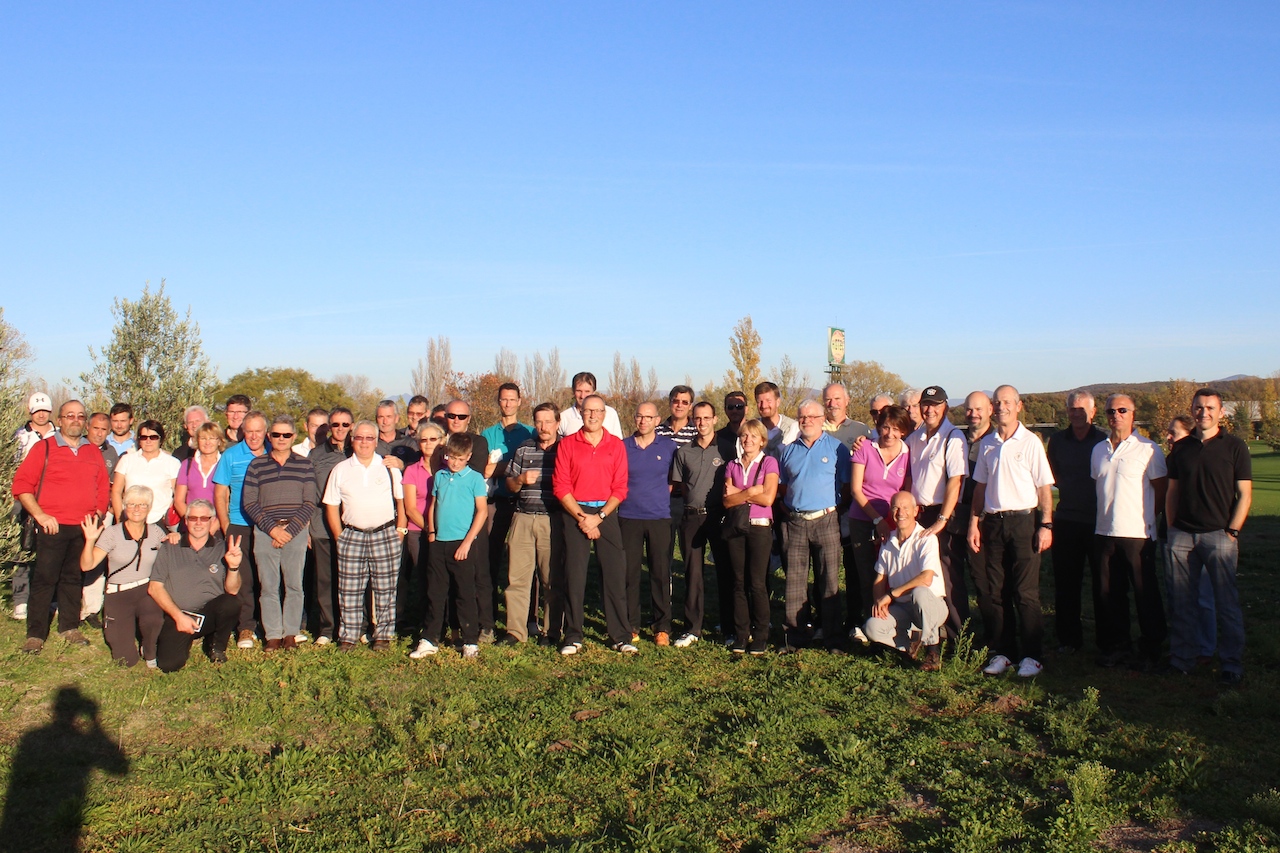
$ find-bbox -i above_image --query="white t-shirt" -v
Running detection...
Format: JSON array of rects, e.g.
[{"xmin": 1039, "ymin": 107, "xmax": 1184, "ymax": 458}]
[
  {"xmin": 114, "ymin": 449, "xmax": 181, "ymax": 524},
  {"xmin": 906, "ymin": 420, "xmax": 968, "ymax": 507},
  {"xmin": 1091, "ymin": 433, "xmax": 1167, "ymax": 539},
  {"xmin": 973, "ymin": 423, "xmax": 1054, "ymax": 513},
  {"xmin": 322, "ymin": 455, "xmax": 404, "ymax": 529},
  {"xmin": 874, "ymin": 524, "xmax": 947, "ymax": 599}
]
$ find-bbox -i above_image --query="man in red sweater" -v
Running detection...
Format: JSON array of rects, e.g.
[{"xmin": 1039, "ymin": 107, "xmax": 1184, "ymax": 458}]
[
  {"xmin": 553, "ymin": 394, "xmax": 631, "ymax": 655},
  {"xmin": 12, "ymin": 400, "xmax": 110, "ymax": 653}
]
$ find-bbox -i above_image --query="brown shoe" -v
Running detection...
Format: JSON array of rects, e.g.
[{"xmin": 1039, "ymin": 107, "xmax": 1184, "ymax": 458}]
[
  {"xmin": 921, "ymin": 644, "xmax": 942, "ymax": 672},
  {"xmin": 264, "ymin": 638, "xmax": 283, "ymax": 651},
  {"xmin": 237, "ymin": 629, "xmax": 256, "ymax": 649},
  {"xmin": 338, "ymin": 641, "xmax": 357, "ymax": 651},
  {"xmin": 21, "ymin": 637, "xmax": 44, "ymax": 654},
  {"xmin": 655, "ymin": 631, "xmax": 670, "ymax": 647},
  {"xmin": 370, "ymin": 639, "xmax": 391, "ymax": 651},
  {"xmin": 59, "ymin": 629, "xmax": 90, "ymax": 646},
  {"xmin": 907, "ymin": 636, "xmax": 923, "ymax": 660},
  {"xmin": 282, "ymin": 636, "xmax": 298, "ymax": 650}
]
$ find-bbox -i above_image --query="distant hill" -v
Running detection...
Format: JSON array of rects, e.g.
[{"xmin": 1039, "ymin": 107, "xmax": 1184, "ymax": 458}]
[{"xmin": 1036, "ymin": 375, "xmax": 1264, "ymax": 399}]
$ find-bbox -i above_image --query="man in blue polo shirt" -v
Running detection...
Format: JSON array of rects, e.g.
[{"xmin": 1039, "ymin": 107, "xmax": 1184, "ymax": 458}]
[
  {"xmin": 213, "ymin": 410, "xmax": 268, "ymax": 649},
  {"xmin": 778, "ymin": 399, "xmax": 851, "ymax": 652},
  {"xmin": 619, "ymin": 403, "xmax": 678, "ymax": 646}
]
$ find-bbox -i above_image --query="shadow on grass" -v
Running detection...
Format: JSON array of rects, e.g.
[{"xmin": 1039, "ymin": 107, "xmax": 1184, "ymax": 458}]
[{"xmin": 0, "ymin": 685, "xmax": 128, "ymax": 853}]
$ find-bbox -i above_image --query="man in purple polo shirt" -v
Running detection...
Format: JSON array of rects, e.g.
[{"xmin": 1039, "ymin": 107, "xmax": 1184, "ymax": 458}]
[{"xmin": 618, "ymin": 402, "xmax": 678, "ymax": 646}]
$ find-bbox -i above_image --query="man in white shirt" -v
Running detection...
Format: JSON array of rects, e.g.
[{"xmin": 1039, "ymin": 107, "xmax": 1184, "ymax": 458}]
[
  {"xmin": 864, "ymin": 491, "xmax": 948, "ymax": 671},
  {"xmin": 322, "ymin": 421, "xmax": 406, "ymax": 651},
  {"xmin": 1091, "ymin": 394, "xmax": 1168, "ymax": 670},
  {"xmin": 294, "ymin": 407, "xmax": 329, "ymax": 458},
  {"xmin": 754, "ymin": 382, "xmax": 799, "ymax": 457},
  {"xmin": 906, "ymin": 385, "xmax": 969, "ymax": 638},
  {"xmin": 967, "ymin": 385, "xmax": 1055, "ymax": 678},
  {"xmin": 558, "ymin": 371, "xmax": 623, "ymax": 438}
]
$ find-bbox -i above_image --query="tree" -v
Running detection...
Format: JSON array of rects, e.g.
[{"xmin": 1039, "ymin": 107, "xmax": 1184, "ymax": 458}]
[
  {"xmin": 1257, "ymin": 373, "xmax": 1280, "ymax": 450},
  {"xmin": 830, "ymin": 360, "xmax": 908, "ymax": 410},
  {"xmin": 723, "ymin": 316, "xmax": 762, "ymax": 400},
  {"xmin": 446, "ymin": 371, "xmax": 509, "ymax": 431},
  {"xmin": 1142, "ymin": 379, "xmax": 1198, "ymax": 442},
  {"xmin": 0, "ymin": 309, "xmax": 33, "ymax": 571},
  {"xmin": 212, "ymin": 368, "xmax": 357, "ymax": 428},
  {"xmin": 607, "ymin": 351, "xmax": 660, "ymax": 428},
  {"xmin": 79, "ymin": 281, "xmax": 217, "ymax": 449},
  {"xmin": 493, "ymin": 348, "xmax": 520, "ymax": 383},
  {"xmin": 332, "ymin": 373, "xmax": 386, "ymax": 421},
  {"xmin": 522, "ymin": 347, "xmax": 569, "ymax": 408},
  {"xmin": 410, "ymin": 335, "xmax": 456, "ymax": 408},
  {"xmin": 768, "ymin": 354, "xmax": 812, "ymax": 419}
]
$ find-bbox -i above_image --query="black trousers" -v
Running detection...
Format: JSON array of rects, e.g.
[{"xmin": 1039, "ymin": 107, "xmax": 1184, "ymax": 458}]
[
  {"xmin": 726, "ymin": 523, "xmax": 772, "ymax": 644},
  {"xmin": 226, "ymin": 523, "xmax": 258, "ymax": 635},
  {"xmin": 310, "ymin": 536, "xmax": 339, "ymax": 641},
  {"xmin": 1051, "ymin": 519, "xmax": 1102, "ymax": 650},
  {"xmin": 1096, "ymin": 535, "xmax": 1166, "ymax": 660},
  {"xmin": 155, "ymin": 593, "xmax": 240, "ymax": 672},
  {"xmin": 422, "ymin": 539, "xmax": 480, "ymax": 646},
  {"xmin": 619, "ymin": 517, "xmax": 672, "ymax": 635},
  {"xmin": 919, "ymin": 504, "xmax": 970, "ymax": 638},
  {"xmin": 678, "ymin": 510, "xmax": 727, "ymax": 638},
  {"xmin": 397, "ymin": 530, "xmax": 430, "ymax": 634},
  {"xmin": 976, "ymin": 513, "xmax": 1043, "ymax": 661},
  {"xmin": 561, "ymin": 514, "xmax": 628, "ymax": 646},
  {"xmin": 487, "ymin": 497, "xmax": 516, "ymax": 624},
  {"xmin": 28, "ymin": 527, "xmax": 84, "ymax": 640}
]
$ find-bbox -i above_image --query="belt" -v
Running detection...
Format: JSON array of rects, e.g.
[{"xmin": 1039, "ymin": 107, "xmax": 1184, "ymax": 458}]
[
  {"xmin": 789, "ymin": 506, "xmax": 836, "ymax": 521},
  {"xmin": 346, "ymin": 520, "xmax": 395, "ymax": 534},
  {"xmin": 518, "ymin": 509, "xmax": 551, "ymax": 516},
  {"xmin": 749, "ymin": 518, "xmax": 772, "ymax": 527},
  {"xmin": 985, "ymin": 508, "xmax": 1034, "ymax": 519},
  {"xmin": 684, "ymin": 506, "xmax": 708, "ymax": 516},
  {"xmin": 106, "ymin": 578, "xmax": 150, "ymax": 594},
  {"xmin": 578, "ymin": 500, "xmax": 606, "ymax": 509}
]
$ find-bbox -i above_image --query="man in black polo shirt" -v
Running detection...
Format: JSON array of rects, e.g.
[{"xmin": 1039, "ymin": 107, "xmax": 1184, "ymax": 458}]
[
  {"xmin": 1046, "ymin": 390, "xmax": 1108, "ymax": 654},
  {"xmin": 670, "ymin": 401, "xmax": 729, "ymax": 648},
  {"xmin": 148, "ymin": 500, "xmax": 244, "ymax": 671},
  {"xmin": 1165, "ymin": 388, "xmax": 1252, "ymax": 684},
  {"xmin": 715, "ymin": 391, "xmax": 748, "ymax": 460}
]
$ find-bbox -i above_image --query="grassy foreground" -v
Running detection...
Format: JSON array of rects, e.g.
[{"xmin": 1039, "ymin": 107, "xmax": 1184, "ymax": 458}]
[{"xmin": 1, "ymin": 449, "xmax": 1279, "ymax": 852}]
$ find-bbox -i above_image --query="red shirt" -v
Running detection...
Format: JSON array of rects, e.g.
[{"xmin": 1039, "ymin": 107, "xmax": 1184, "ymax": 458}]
[
  {"xmin": 12, "ymin": 435, "xmax": 111, "ymax": 525},
  {"xmin": 553, "ymin": 429, "xmax": 628, "ymax": 504}
]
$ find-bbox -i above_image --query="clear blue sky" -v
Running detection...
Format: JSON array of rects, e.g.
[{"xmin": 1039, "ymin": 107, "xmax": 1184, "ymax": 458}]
[{"xmin": 3, "ymin": 3, "xmax": 1277, "ymax": 400}]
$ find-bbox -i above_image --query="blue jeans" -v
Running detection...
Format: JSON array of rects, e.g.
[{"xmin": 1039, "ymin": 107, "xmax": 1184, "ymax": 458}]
[
  {"xmin": 254, "ymin": 532, "xmax": 308, "ymax": 640},
  {"xmin": 1165, "ymin": 528, "xmax": 1244, "ymax": 674}
]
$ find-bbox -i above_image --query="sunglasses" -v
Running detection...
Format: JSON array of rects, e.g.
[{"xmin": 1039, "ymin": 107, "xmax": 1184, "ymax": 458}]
[
  {"xmin": 138, "ymin": 434, "xmax": 161, "ymax": 441},
  {"xmin": 186, "ymin": 515, "xmax": 213, "ymax": 523},
  {"xmin": 726, "ymin": 404, "xmax": 746, "ymax": 411},
  {"xmin": 1105, "ymin": 408, "xmax": 1131, "ymax": 415},
  {"xmin": 330, "ymin": 421, "xmax": 352, "ymax": 428},
  {"xmin": 352, "ymin": 436, "xmax": 377, "ymax": 442},
  {"xmin": 445, "ymin": 413, "xmax": 470, "ymax": 420},
  {"xmin": 269, "ymin": 432, "xmax": 295, "ymax": 439}
]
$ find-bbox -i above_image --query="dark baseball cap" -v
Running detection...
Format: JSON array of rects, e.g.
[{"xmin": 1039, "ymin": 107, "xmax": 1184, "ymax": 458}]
[{"xmin": 920, "ymin": 386, "xmax": 948, "ymax": 405}]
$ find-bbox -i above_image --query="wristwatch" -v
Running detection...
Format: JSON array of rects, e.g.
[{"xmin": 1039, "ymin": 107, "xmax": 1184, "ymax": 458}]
[
  {"xmin": 598, "ymin": 509, "xmax": 608, "ymax": 520},
  {"xmin": 396, "ymin": 527, "xmax": 409, "ymax": 535},
  {"xmin": 1227, "ymin": 527, "xmax": 1240, "ymax": 538},
  {"xmin": 871, "ymin": 516, "xmax": 883, "ymax": 526},
  {"xmin": 1039, "ymin": 522, "xmax": 1054, "ymax": 530}
]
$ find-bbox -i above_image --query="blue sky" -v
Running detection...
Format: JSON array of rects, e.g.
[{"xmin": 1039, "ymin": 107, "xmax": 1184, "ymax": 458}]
[{"xmin": 2, "ymin": 3, "xmax": 1277, "ymax": 400}]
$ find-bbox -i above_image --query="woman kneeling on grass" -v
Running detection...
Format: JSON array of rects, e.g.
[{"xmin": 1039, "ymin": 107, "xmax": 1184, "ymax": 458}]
[{"xmin": 80, "ymin": 485, "xmax": 176, "ymax": 668}]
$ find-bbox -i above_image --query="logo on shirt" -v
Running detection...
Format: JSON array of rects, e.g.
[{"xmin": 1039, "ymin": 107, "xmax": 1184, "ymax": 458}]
[
  {"xmin": 712, "ymin": 458, "xmax": 723, "ymax": 467},
  {"xmin": 209, "ymin": 563, "xmax": 220, "ymax": 574},
  {"xmin": 821, "ymin": 457, "xmax": 829, "ymax": 464}
]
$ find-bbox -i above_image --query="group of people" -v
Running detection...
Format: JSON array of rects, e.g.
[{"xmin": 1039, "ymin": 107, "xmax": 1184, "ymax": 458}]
[{"xmin": 9, "ymin": 373, "xmax": 1252, "ymax": 684}]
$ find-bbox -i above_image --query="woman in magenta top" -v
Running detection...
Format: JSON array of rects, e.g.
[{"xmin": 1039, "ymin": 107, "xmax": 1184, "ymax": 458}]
[
  {"xmin": 847, "ymin": 404, "xmax": 914, "ymax": 624},
  {"xmin": 173, "ymin": 422, "xmax": 224, "ymax": 524},
  {"xmin": 723, "ymin": 418, "xmax": 779, "ymax": 655},
  {"xmin": 402, "ymin": 420, "xmax": 445, "ymax": 573}
]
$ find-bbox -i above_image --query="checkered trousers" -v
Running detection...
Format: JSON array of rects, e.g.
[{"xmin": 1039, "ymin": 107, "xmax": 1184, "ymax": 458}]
[
  {"xmin": 783, "ymin": 510, "xmax": 842, "ymax": 634},
  {"xmin": 336, "ymin": 525, "xmax": 402, "ymax": 644}
]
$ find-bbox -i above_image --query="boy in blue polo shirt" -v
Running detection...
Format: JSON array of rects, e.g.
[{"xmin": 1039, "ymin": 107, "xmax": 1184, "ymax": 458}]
[{"xmin": 411, "ymin": 433, "xmax": 488, "ymax": 660}]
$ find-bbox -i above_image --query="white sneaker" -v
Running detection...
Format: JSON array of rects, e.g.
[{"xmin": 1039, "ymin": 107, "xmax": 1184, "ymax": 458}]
[
  {"xmin": 613, "ymin": 642, "xmax": 638, "ymax": 655},
  {"xmin": 461, "ymin": 644, "xmax": 479, "ymax": 659},
  {"xmin": 145, "ymin": 659, "xmax": 158, "ymax": 669},
  {"xmin": 674, "ymin": 633, "xmax": 699, "ymax": 648},
  {"xmin": 11, "ymin": 603, "xmax": 27, "ymax": 620},
  {"xmin": 983, "ymin": 654, "xmax": 1013, "ymax": 676},
  {"xmin": 314, "ymin": 636, "xmax": 332, "ymax": 646},
  {"xmin": 848, "ymin": 626, "xmax": 869, "ymax": 645},
  {"xmin": 1016, "ymin": 657, "xmax": 1043, "ymax": 678},
  {"xmin": 359, "ymin": 633, "xmax": 369, "ymax": 644},
  {"xmin": 294, "ymin": 634, "xmax": 310, "ymax": 644},
  {"xmin": 409, "ymin": 639, "xmax": 438, "ymax": 659},
  {"xmin": 559, "ymin": 642, "xmax": 582, "ymax": 656}
]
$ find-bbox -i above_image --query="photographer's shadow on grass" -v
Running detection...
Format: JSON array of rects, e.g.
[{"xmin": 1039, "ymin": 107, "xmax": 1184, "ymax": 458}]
[{"xmin": 0, "ymin": 685, "xmax": 128, "ymax": 853}]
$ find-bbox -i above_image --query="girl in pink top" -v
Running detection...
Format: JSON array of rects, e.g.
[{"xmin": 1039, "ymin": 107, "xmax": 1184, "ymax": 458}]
[{"xmin": 847, "ymin": 405, "xmax": 914, "ymax": 623}]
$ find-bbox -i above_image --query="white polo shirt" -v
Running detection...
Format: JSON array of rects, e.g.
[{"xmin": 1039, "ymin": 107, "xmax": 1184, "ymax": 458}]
[
  {"xmin": 906, "ymin": 420, "xmax": 968, "ymax": 507},
  {"xmin": 1091, "ymin": 432, "xmax": 1167, "ymax": 540},
  {"xmin": 874, "ymin": 524, "xmax": 947, "ymax": 599},
  {"xmin": 114, "ymin": 449, "xmax": 182, "ymax": 524},
  {"xmin": 973, "ymin": 423, "xmax": 1054, "ymax": 513},
  {"xmin": 322, "ymin": 454, "xmax": 404, "ymax": 529}
]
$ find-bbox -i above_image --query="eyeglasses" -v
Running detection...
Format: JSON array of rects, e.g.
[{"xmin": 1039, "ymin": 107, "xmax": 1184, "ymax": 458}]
[
  {"xmin": 125, "ymin": 502, "xmax": 150, "ymax": 510},
  {"xmin": 583, "ymin": 408, "xmax": 605, "ymax": 416},
  {"xmin": 186, "ymin": 515, "xmax": 212, "ymax": 523},
  {"xmin": 419, "ymin": 437, "xmax": 439, "ymax": 444},
  {"xmin": 138, "ymin": 434, "xmax": 160, "ymax": 441},
  {"xmin": 1105, "ymin": 408, "xmax": 1131, "ymax": 415},
  {"xmin": 797, "ymin": 415, "xmax": 823, "ymax": 421},
  {"xmin": 329, "ymin": 421, "xmax": 352, "ymax": 428},
  {"xmin": 445, "ymin": 413, "xmax": 469, "ymax": 420},
  {"xmin": 269, "ymin": 432, "xmax": 295, "ymax": 439},
  {"xmin": 352, "ymin": 436, "xmax": 377, "ymax": 442},
  {"xmin": 726, "ymin": 404, "xmax": 746, "ymax": 411}
]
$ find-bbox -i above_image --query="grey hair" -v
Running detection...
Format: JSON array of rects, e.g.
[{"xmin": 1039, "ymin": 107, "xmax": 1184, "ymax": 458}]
[
  {"xmin": 898, "ymin": 388, "xmax": 921, "ymax": 406},
  {"xmin": 270, "ymin": 413, "xmax": 296, "ymax": 431},
  {"xmin": 1066, "ymin": 389, "xmax": 1095, "ymax": 408},
  {"xmin": 187, "ymin": 498, "xmax": 215, "ymax": 516},
  {"xmin": 184, "ymin": 405, "xmax": 208, "ymax": 420},
  {"xmin": 122, "ymin": 484, "xmax": 154, "ymax": 508},
  {"xmin": 797, "ymin": 398, "xmax": 823, "ymax": 417}
]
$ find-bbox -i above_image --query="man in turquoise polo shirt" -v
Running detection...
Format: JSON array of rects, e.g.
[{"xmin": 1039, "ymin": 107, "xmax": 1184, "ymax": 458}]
[{"xmin": 481, "ymin": 382, "xmax": 534, "ymax": 631}]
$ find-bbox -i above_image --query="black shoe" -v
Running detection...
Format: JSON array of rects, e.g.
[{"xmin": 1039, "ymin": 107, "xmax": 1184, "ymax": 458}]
[
  {"xmin": 497, "ymin": 634, "xmax": 520, "ymax": 646},
  {"xmin": 537, "ymin": 635, "xmax": 557, "ymax": 648},
  {"xmin": 1219, "ymin": 670, "xmax": 1244, "ymax": 687},
  {"xmin": 730, "ymin": 643, "xmax": 747, "ymax": 654},
  {"xmin": 777, "ymin": 644, "xmax": 800, "ymax": 655},
  {"xmin": 83, "ymin": 613, "xmax": 104, "ymax": 630},
  {"xmin": 208, "ymin": 648, "xmax": 228, "ymax": 665},
  {"xmin": 748, "ymin": 638, "xmax": 768, "ymax": 656},
  {"xmin": 1095, "ymin": 650, "xmax": 1129, "ymax": 668}
]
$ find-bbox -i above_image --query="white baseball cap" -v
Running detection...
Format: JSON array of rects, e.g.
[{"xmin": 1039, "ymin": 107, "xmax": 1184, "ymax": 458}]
[{"xmin": 28, "ymin": 393, "xmax": 53, "ymax": 414}]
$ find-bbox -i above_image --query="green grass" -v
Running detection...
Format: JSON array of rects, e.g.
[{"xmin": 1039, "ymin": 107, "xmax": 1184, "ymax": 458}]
[{"xmin": 2, "ymin": 448, "xmax": 1279, "ymax": 852}]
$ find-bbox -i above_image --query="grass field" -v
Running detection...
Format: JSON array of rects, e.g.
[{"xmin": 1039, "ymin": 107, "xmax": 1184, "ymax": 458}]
[{"xmin": 1, "ymin": 448, "xmax": 1279, "ymax": 852}]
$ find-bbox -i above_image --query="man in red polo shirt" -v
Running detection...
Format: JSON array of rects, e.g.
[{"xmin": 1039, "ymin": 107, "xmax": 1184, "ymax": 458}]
[
  {"xmin": 553, "ymin": 394, "xmax": 631, "ymax": 655},
  {"xmin": 12, "ymin": 400, "xmax": 110, "ymax": 653}
]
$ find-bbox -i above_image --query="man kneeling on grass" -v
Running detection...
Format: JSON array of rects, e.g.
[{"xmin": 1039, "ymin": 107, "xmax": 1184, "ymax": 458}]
[
  {"xmin": 864, "ymin": 491, "xmax": 947, "ymax": 672},
  {"xmin": 147, "ymin": 500, "xmax": 245, "ymax": 671}
]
